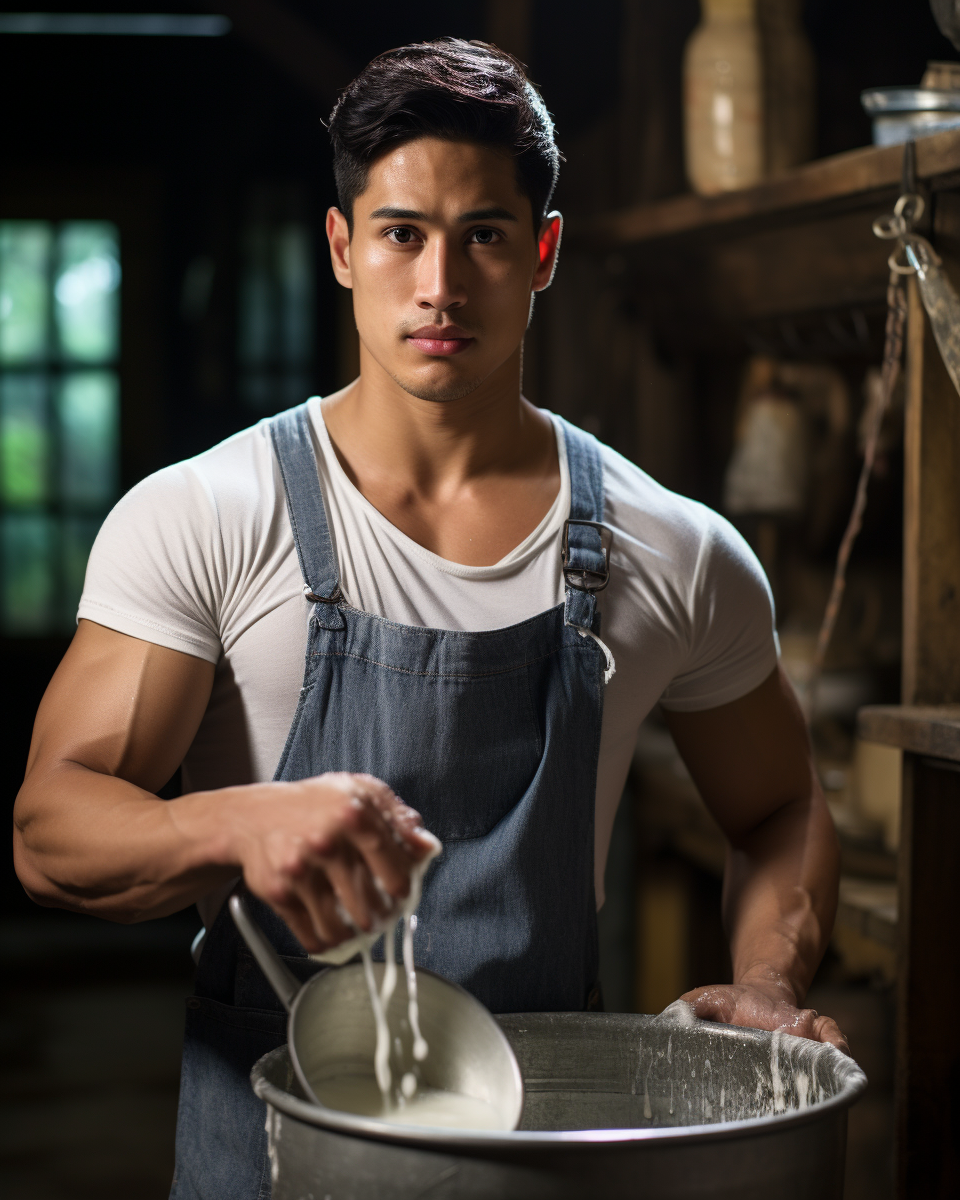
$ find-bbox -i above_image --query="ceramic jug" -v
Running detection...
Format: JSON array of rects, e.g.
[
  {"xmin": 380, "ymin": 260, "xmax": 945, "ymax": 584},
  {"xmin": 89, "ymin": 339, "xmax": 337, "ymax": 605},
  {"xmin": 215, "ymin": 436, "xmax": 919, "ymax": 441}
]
[{"xmin": 684, "ymin": 0, "xmax": 764, "ymax": 194}]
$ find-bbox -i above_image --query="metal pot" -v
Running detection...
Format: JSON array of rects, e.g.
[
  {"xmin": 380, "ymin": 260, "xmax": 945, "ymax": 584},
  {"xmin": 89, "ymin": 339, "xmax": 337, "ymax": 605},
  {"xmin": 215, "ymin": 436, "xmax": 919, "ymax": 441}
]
[
  {"xmin": 228, "ymin": 893, "xmax": 523, "ymax": 1129},
  {"xmin": 252, "ymin": 1010, "xmax": 867, "ymax": 1200},
  {"xmin": 861, "ymin": 85, "xmax": 960, "ymax": 146}
]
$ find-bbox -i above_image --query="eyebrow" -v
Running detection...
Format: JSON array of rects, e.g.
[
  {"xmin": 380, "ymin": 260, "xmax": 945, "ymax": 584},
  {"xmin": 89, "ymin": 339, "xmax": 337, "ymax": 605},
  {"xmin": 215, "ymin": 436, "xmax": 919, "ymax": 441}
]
[{"xmin": 368, "ymin": 205, "xmax": 519, "ymax": 223}]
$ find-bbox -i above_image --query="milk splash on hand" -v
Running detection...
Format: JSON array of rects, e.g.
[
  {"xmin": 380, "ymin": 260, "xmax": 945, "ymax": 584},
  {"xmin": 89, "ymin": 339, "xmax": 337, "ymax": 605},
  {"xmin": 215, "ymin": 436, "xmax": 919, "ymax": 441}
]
[{"xmin": 311, "ymin": 831, "xmax": 441, "ymax": 1111}]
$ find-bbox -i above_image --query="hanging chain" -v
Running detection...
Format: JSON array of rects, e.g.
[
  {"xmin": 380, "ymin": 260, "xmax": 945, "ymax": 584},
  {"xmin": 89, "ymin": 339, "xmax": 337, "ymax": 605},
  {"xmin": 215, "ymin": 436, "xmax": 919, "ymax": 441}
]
[{"xmin": 803, "ymin": 200, "xmax": 915, "ymax": 723}]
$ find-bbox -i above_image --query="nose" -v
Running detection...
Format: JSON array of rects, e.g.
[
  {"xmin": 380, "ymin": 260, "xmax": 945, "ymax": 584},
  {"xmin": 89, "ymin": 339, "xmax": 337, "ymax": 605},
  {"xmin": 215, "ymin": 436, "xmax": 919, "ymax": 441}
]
[{"xmin": 413, "ymin": 236, "xmax": 467, "ymax": 312}]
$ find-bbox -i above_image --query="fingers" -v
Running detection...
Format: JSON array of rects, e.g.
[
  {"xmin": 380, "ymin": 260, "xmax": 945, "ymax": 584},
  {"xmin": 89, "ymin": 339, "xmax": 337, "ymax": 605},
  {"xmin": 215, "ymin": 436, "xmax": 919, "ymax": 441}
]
[
  {"xmin": 337, "ymin": 791, "xmax": 418, "ymax": 902},
  {"xmin": 680, "ymin": 985, "xmax": 735, "ymax": 1024},
  {"xmin": 237, "ymin": 772, "xmax": 441, "ymax": 953},
  {"xmin": 318, "ymin": 846, "xmax": 391, "ymax": 933},
  {"xmin": 812, "ymin": 1014, "xmax": 851, "ymax": 1055},
  {"xmin": 676, "ymin": 983, "xmax": 853, "ymax": 1059},
  {"xmin": 349, "ymin": 773, "xmax": 438, "ymax": 859},
  {"xmin": 262, "ymin": 875, "xmax": 353, "ymax": 954}
]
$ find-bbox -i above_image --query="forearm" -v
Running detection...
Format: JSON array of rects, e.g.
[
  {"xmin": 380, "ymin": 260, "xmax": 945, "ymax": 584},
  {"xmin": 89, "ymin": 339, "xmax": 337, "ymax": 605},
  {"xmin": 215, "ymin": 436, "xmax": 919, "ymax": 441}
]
[
  {"xmin": 13, "ymin": 761, "xmax": 239, "ymax": 922},
  {"xmin": 722, "ymin": 786, "xmax": 839, "ymax": 1005}
]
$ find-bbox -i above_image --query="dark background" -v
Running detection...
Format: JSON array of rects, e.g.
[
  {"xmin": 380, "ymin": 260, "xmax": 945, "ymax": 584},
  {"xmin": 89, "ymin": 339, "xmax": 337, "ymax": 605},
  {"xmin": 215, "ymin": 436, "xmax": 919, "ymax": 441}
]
[{"xmin": 0, "ymin": 2, "xmax": 951, "ymax": 1196}]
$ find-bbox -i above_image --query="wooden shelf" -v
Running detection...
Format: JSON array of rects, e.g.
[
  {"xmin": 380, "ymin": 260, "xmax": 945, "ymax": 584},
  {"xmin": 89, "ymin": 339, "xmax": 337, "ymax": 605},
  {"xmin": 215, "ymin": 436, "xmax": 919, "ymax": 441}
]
[
  {"xmin": 563, "ymin": 129, "xmax": 960, "ymax": 344},
  {"xmin": 571, "ymin": 128, "xmax": 960, "ymax": 249},
  {"xmin": 858, "ymin": 705, "xmax": 960, "ymax": 763}
]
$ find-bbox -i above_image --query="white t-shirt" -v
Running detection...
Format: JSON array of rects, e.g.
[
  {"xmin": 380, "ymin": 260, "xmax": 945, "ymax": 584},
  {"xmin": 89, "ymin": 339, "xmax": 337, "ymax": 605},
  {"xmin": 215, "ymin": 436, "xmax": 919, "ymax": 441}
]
[{"xmin": 79, "ymin": 398, "xmax": 778, "ymax": 908}]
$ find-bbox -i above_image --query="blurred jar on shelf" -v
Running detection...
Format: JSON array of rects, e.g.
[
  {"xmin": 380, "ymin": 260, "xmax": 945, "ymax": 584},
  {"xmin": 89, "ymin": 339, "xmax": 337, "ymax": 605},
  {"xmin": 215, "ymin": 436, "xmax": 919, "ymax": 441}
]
[
  {"xmin": 684, "ymin": 0, "xmax": 815, "ymax": 194},
  {"xmin": 684, "ymin": 0, "xmax": 765, "ymax": 194}
]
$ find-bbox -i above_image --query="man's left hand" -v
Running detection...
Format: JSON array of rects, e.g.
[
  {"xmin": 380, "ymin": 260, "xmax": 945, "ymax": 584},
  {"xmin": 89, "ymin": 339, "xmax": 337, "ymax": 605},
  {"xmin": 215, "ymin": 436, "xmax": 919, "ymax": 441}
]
[{"xmin": 680, "ymin": 976, "xmax": 850, "ymax": 1055}]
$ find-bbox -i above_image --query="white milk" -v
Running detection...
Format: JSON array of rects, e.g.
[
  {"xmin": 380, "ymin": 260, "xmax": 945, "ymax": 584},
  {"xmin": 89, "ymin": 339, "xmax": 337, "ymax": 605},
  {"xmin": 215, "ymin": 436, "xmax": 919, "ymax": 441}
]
[
  {"xmin": 357, "ymin": 843, "xmax": 439, "ymax": 1104},
  {"xmin": 310, "ymin": 834, "xmax": 505, "ymax": 1127},
  {"xmin": 312, "ymin": 1074, "xmax": 504, "ymax": 1131}
]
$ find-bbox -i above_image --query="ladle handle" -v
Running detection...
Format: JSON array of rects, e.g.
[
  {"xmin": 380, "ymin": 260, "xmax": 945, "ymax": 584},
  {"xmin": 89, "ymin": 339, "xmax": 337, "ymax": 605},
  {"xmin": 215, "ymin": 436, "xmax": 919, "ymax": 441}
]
[{"xmin": 229, "ymin": 892, "xmax": 300, "ymax": 1012}]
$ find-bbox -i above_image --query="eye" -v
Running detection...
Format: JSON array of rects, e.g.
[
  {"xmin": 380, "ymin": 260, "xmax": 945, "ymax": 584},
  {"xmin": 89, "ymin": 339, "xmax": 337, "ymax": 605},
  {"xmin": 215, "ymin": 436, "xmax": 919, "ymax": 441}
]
[
  {"xmin": 385, "ymin": 226, "xmax": 420, "ymax": 245},
  {"xmin": 470, "ymin": 228, "xmax": 501, "ymax": 245}
]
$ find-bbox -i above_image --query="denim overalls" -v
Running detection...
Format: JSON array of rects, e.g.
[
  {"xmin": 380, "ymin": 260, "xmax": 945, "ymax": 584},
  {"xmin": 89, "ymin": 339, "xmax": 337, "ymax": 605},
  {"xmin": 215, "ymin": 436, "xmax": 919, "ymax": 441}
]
[{"xmin": 170, "ymin": 403, "xmax": 611, "ymax": 1199}]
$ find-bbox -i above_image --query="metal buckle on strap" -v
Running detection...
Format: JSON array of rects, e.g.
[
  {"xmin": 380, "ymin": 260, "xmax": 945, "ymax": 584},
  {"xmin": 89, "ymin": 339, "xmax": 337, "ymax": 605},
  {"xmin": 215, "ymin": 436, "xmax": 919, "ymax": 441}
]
[
  {"xmin": 561, "ymin": 519, "xmax": 611, "ymax": 593},
  {"xmin": 303, "ymin": 582, "xmax": 342, "ymax": 604}
]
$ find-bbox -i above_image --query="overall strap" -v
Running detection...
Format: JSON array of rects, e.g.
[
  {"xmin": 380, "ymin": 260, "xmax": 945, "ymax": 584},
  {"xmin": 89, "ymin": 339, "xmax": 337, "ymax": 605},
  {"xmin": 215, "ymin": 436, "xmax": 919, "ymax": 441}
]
[
  {"xmin": 269, "ymin": 403, "xmax": 344, "ymax": 630},
  {"xmin": 559, "ymin": 418, "xmax": 609, "ymax": 633}
]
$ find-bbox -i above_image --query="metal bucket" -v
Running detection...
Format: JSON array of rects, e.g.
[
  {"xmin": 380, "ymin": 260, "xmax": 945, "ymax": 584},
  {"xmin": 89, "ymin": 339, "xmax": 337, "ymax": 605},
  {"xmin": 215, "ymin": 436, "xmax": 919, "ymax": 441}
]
[{"xmin": 252, "ymin": 1010, "xmax": 867, "ymax": 1199}]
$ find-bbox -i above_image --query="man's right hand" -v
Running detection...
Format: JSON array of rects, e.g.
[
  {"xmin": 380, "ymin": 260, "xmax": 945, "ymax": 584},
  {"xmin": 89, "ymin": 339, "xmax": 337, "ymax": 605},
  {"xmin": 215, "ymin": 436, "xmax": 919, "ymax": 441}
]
[
  {"xmin": 205, "ymin": 771, "xmax": 437, "ymax": 952},
  {"xmin": 13, "ymin": 620, "xmax": 435, "ymax": 948}
]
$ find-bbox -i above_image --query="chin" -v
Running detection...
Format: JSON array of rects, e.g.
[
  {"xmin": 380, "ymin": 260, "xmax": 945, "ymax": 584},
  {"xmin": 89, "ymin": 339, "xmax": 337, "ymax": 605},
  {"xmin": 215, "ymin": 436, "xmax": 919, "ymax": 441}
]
[{"xmin": 390, "ymin": 369, "xmax": 486, "ymax": 404}]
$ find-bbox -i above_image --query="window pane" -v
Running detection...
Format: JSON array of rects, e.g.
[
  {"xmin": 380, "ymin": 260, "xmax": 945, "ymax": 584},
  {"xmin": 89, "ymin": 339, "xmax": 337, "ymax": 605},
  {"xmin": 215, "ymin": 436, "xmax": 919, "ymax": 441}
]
[
  {"xmin": 0, "ymin": 221, "xmax": 52, "ymax": 363},
  {"xmin": 239, "ymin": 224, "xmax": 272, "ymax": 368},
  {"xmin": 0, "ymin": 374, "xmax": 50, "ymax": 507},
  {"xmin": 55, "ymin": 222, "xmax": 120, "ymax": 363},
  {"xmin": 277, "ymin": 223, "xmax": 313, "ymax": 365},
  {"xmin": 58, "ymin": 370, "xmax": 119, "ymax": 509},
  {"xmin": 2, "ymin": 513, "xmax": 56, "ymax": 633},
  {"xmin": 62, "ymin": 515, "xmax": 101, "ymax": 631}
]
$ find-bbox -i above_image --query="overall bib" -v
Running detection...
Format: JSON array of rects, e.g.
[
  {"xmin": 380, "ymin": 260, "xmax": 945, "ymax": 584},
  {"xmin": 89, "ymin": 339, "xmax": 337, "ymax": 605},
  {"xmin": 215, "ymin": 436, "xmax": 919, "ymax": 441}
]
[{"xmin": 170, "ymin": 404, "xmax": 611, "ymax": 1200}]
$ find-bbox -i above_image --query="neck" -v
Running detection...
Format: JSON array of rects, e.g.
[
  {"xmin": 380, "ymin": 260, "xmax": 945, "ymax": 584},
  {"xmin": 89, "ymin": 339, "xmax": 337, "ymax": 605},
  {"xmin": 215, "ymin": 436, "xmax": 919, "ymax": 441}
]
[{"xmin": 322, "ymin": 339, "xmax": 551, "ymax": 497}]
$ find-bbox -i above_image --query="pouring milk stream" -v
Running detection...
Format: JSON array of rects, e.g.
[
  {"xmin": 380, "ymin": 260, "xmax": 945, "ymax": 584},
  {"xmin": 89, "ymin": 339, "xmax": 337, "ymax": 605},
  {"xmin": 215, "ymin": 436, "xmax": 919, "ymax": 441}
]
[{"xmin": 309, "ymin": 830, "xmax": 503, "ymax": 1129}]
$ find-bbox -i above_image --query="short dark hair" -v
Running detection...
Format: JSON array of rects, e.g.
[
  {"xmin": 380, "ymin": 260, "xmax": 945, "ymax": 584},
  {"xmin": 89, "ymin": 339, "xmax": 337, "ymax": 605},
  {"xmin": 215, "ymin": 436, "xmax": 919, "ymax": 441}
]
[{"xmin": 328, "ymin": 38, "xmax": 560, "ymax": 233}]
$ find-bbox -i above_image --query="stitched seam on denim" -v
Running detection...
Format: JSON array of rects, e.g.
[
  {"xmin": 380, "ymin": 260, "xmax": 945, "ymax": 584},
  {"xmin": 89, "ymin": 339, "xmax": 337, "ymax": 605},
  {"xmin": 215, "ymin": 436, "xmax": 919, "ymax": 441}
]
[
  {"xmin": 334, "ymin": 600, "xmax": 567, "ymax": 639},
  {"xmin": 271, "ymin": 411, "xmax": 313, "ymax": 591},
  {"xmin": 306, "ymin": 645, "xmax": 586, "ymax": 679},
  {"xmin": 294, "ymin": 406, "xmax": 340, "ymax": 594},
  {"xmin": 524, "ymin": 657, "xmax": 544, "ymax": 759},
  {"xmin": 272, "ymin": 407, "xmax": 339, "ymax": 595}
]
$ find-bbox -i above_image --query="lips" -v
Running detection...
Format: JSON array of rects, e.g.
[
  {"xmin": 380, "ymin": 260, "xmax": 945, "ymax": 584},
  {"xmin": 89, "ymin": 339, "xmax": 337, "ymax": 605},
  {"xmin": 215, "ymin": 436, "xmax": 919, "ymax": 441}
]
[{"xmin": 405, "ymin": 325, "xmax": 475, "ymax": 357}]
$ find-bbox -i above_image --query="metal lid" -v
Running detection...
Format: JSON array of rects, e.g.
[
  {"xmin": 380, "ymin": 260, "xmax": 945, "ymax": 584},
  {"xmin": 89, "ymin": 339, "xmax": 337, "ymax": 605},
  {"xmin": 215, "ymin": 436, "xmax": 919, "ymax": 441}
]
[{"xmin": 862, "ymin": 86, "xmax": 960, "ymax": 114}]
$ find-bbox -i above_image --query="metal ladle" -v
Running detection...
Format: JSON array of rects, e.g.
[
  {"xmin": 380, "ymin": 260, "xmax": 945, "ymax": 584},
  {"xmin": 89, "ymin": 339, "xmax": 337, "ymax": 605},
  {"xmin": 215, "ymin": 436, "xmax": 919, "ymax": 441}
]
[{"xmin": 228, "ymin": 894, "xmax": 524, "ymax": 1130}]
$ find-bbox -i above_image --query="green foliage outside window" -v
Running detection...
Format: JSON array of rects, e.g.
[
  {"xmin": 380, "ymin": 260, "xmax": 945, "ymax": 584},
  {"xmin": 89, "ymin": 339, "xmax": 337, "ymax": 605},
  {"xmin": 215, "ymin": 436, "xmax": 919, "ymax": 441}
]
[{"xmin": 0, "ymin": 220, "xmax": 120, "ymax": 634}]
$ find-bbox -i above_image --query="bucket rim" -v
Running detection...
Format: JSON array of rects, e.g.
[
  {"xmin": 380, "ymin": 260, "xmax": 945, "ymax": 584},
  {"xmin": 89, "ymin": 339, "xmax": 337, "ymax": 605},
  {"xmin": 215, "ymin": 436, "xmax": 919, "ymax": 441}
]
[{"xmin": 252, "ymin": 1014, "xmax": 868, "ymax": 1152}]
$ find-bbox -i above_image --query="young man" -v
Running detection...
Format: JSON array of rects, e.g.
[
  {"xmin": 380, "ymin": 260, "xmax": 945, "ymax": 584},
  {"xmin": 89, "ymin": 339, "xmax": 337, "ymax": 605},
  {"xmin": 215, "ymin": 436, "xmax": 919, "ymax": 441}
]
[{"xmin": 14, "ymin": 38, "xmax": 846, "ymax": 1200}]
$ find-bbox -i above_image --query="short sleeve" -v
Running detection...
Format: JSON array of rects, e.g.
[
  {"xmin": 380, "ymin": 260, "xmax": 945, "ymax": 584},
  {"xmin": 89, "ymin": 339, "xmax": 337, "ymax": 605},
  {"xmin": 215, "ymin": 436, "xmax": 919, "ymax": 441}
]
[
  {"xmin": 77, "ymin": 463, "xmax": 224, "ymax": 663},
  {"xmin": 659, "ymin": 515, "xmax": 779, "ymax": 712}
]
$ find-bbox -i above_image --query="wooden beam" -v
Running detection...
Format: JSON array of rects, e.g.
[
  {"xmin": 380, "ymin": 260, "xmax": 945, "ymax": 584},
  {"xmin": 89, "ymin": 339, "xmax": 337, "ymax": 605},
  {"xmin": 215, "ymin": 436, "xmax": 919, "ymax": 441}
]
[
  {"xmin": 571, "ymin": 128, "xmax": 960, "ymax": 248},
  {"xmin": 858, "ymin": 706, "xmax": 960, "ymax": 760},
  {"xmin": 214, "ymin": 0, "xmax": 354, "ymax": 109}
]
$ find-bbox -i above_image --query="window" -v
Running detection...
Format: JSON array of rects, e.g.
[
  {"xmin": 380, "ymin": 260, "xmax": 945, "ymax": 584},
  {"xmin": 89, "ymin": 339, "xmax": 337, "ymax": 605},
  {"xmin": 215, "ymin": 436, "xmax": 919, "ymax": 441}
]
[
  {"xmin": 238, "ymin": 187, "xmax": 315, "ymax": 415},
  {"xmin": 0, "ymin": 221, "xmax": 120, "ymax": 635}
]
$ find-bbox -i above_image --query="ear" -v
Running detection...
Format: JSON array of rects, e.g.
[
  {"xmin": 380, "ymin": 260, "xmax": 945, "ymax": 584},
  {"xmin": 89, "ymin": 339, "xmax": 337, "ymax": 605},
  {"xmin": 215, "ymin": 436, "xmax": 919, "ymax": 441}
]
[
  {"xmin": 326, "ymin": 207, "xmax": 352, "ymax": 289},
  {"xmin": 532, "ymin": 212, "xmax": 562, "ymax": 293}
]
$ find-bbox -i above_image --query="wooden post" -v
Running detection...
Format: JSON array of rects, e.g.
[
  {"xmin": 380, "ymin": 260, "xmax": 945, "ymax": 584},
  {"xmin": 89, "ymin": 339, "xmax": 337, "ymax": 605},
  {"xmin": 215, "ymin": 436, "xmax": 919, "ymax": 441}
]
[
  {"xmin": 901, "ymin": 268, "xmax": 960, "ymax": 704},
  {"xmin": 897, "ymin": 244, "xmax": 960, "ymax": 1196},
  {"xmin": 896, "ymin": 755, "xmax": 960, "ymax": 1198}
]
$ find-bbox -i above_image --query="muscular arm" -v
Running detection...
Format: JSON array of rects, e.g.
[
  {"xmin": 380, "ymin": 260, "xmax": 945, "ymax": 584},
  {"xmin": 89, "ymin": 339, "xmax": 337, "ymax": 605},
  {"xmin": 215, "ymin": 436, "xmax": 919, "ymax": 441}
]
[
  {"xmin": 664, "ymin": 665, "xmax": 848, "ymax": 1051},
  {"xmin": 13, "ymin": 619, "xmax": 432, "ymax": 948}
]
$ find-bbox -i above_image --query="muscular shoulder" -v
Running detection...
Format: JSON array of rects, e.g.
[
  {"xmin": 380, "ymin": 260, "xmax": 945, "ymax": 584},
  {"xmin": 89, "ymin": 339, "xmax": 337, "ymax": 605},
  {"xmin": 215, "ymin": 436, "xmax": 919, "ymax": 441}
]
[
  {"xmin": 79, "ymin": 418, "xmax": 289, "ymax": 661},
  {"xmin": 599, "ymin": 442, "xmax": 742, "ymax": 583},
  {"xmin": 597, "ymin": 441, "xmax": 778, "ymax": 711}
]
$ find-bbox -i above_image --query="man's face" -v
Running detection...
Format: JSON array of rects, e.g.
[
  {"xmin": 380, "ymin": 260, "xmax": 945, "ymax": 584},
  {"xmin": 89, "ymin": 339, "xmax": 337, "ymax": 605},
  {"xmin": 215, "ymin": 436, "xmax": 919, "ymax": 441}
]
[{"xmin": 326, "ymin": 137, "xmax": 560, "ymax": 403}]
